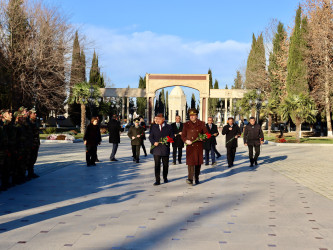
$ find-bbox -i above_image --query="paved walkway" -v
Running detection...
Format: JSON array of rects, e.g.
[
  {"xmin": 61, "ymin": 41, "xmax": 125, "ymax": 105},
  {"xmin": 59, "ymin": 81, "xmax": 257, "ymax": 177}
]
[{"xmin": 0, "ymin": 135, "xmax": 332, "ymax": 250}]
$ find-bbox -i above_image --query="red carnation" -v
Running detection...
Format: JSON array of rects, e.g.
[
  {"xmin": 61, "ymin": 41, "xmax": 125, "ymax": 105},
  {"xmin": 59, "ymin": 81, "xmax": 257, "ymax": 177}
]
[
  {"xmin": 167, "ymin": 136, "xmax": 174, "ymax": 143},
  {"xmin": 206, "ymin": 133, "xmax": 212, "ymax": 139}
]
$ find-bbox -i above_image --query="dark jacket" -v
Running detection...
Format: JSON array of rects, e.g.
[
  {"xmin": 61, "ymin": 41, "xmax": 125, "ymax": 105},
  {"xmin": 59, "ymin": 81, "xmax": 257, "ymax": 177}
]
[
  {"xmin": 108, "ymin": 119, "xmax": 122, "ymax": 144},
  {"xmin": 149, "ymin": 122, "xmax": 174, "ymax": 156},
  {"xmin": 171, "ymin": 122, "xmax": 184, "ymax": 148},
  {"xmin": 181, "ymin": 119, "xmax": 208, "ymax": 165},
  {"xmin": 84, "ymin": 124, "xmax": 102, "ymax": 146},
  {"xmin": 243, "ymin": 123, "xmax": 264, "ymax": 146},
  {"xmin": 128, "ymin": 125, "xmax": 144, "ymax": 146},
  {"xmin": 203, "ymin": 123, "xmax": 219, "ymax": 150},
  {"xmin": 140, "ymin": 121, "xmax": 147, "ymax": 140},
  {"xmin": 222, "ymin": 123, "xmax": 241, "ymax": 148}
]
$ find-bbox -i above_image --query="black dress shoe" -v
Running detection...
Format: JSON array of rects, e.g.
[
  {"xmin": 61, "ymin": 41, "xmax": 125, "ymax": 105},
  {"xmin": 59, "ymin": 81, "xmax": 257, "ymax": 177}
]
[
  {"xmin": 144, "ymin": 154, "xmax": 147, "ymax": 157},
  {"xmin": 111, "ymin": 158, "xmax": 118, "ymax": 161},
  {"xmin": 195, "ymin": 179, "xmax": 200, "ymax": 185},
  {"xmin": 153, "ymin": 181, "xmax": 160, "ymax": 186},
  {"xmin": 254, "ymin": 160, "xmax": 258, "ymax": 165},
  {"xmin": 178, "ymin": 161, "xmax": 182, "ymax": 164},
  {"xmin": 228, "ymin": 165, "xmax": 232, "ymax": 168},
  {"xmin": 164, "ymin": 178, "xmax": 169, "ymax": 183},
  {"xmin": 205, "ymin": 163, "xmax": 209, "ymax": 166},
  {"xmin": 92, "ymin": 163, "xmax": 96, "ymax": 166},
  {"xmin": 216, "ymin": 155, "xmax": 221, "ymax": 159},
  {"xmin": 186, "ymin": 179, "xmax": 193, "ymax": 185},
  {"xmin": 136, "ymin": 160, "xmax": 139, "ymax": 163},
  {"xmin": 95, "ymin": 159, "xmax": 100, "ymax": 162},
  {"xmin": 87, "ymin": 164, "xmax": 92, "ymax": 167}
]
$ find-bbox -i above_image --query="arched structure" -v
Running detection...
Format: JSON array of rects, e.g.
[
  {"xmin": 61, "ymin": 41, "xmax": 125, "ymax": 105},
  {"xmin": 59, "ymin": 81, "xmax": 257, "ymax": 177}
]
[
  {"xmin": 168, "ymin": 86, "xmax": 187, "ymax": 123},
  {"xmin": 100, "ymin": 73, "xmax": 248, "ymax": 124}
]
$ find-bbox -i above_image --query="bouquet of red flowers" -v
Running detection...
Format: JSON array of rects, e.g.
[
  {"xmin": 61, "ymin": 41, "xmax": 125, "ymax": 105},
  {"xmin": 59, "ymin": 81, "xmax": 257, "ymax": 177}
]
[
  {"xmin": 185, "ymin": 132, "xmax": 211, "ymax": 146},
  {"xmin": 150, "ymin": 136, "xmax": 174, "ymax": 150}
]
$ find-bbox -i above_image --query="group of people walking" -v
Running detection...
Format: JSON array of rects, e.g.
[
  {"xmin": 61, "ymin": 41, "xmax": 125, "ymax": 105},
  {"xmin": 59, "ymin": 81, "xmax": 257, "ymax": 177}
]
[
  {"xmin": 88, "ymin": 108, "xmax": 265, "ymax": 187},
  {"xmin": 0, "ymin": 107, "xmax": 40, "ymax": 191}
]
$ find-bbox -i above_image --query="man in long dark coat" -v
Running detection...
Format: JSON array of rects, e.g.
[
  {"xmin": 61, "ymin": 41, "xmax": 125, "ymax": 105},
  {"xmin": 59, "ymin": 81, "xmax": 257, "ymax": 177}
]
[
  {"xmin": 108, "ymin": 115, "xmax": 122, "ymax": 161},
  {"xmin": 128, "ymin": 119, "xmax": 144, "ymax": 163},
  {"xmin": 171, "ymin": 115, "xmax": 184, "ymax": 165},
  {"xmin": 243, "ymin": 117, "xmax": 264, "ymax": 166},
  {"xmin": 204, "ymin": 117, "xmax": 219, "ymax": 166},
  {"xmin": 149, "ymin": 114, "xmax": 174, "ymax": 186},
  {"xmin": 139, "ymin": 116, "xmax": 147, "ymax": 157},
  {"xmin": 222, "ymin": 117, "xmax": 241, "ymax": 168},
  {"xmin": 181, "ymin": 109, "xmax": 208, "ymax": 185}
]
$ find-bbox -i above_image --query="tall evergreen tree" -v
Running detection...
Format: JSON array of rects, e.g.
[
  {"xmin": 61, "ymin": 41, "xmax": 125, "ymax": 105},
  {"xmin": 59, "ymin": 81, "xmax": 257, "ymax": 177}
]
[
  {"xmin": 137, "ymin": 75, "xmax": 146, "ymax": 116},
  {"xmin": 165, "ymin": 90, "xmax": 169, "ymax": 120},
  {"xmin": 286, "ymin": 6, "xmax": 309, "ymax": 95},
  {"xmin": 245, "ymin": 33, "xmax": 267, "ymax": 91},
  {"xmin": 214, "ymin": 79, "xmax": 219, "ymax": 89},
  {"xmin": 225, "ymin": 84, "xmax": 228, "ymax": 89},
  {"xmin": 208, "ymin": 68, "xmax": 217, "ymax": 116},
  {"xmin": 81, "ymin": 49, "xmax": 86, "ymax": 82},
  {"xmin": 232, "ymin": 71, "xmax": 243, "ymax": 89},
  {"xmin": 191, "ymin": 93, "xmax": 196, "ymax": 109},
  {"xmin": 89, "ymin": 50, "xmax": 105, "ymax": 87}
]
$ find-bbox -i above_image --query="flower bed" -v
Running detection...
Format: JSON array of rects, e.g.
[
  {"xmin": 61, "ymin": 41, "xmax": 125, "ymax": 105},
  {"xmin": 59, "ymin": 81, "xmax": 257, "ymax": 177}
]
[{"xmin": 46, "ymin": 134, "xmax": 75, "ymax": 141}]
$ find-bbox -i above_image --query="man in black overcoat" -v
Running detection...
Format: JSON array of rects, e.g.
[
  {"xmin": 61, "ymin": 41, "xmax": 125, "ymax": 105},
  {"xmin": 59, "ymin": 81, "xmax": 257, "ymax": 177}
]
[
  {"xmin": 204, "ymin": 117, "xmax": 219, "ymax": 166},
  {"xmin": 149, "ymin": 113, "xmax": 174, "ymax": 186},
  {"xmin": 139, "ymin": 116, "xmax": 147, "ymax": 157},
  {"xmin": 108, "ymin": 115, "xmax": 122, "ymax": 161},
  {"xmin": 243, "ymin": 117, "xmax": 264, "ymax": 167},
  {"xmin": 222, "ymin": 117, "xmax": 241, "ymax": 168},
  {"xmin": 171, "ymin": 115, "xmax": 184, "ymax": 165}
]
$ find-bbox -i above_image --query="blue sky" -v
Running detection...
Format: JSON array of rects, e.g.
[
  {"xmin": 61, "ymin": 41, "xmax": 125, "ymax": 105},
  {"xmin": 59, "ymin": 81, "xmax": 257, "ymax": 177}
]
[{"xmin": 46, "ymin": 0, "xmax": 300, "ymax": 100}]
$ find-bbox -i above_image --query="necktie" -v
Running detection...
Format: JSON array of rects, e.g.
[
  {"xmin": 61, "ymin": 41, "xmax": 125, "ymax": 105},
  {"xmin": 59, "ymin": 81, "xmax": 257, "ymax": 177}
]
[
  {"xmin": 209, "ymin": 124, "xmax": 212, "ymax": 130},
  {"xmin": 177, "ymin": 123, "xmax": 179, "ymax": 129}
]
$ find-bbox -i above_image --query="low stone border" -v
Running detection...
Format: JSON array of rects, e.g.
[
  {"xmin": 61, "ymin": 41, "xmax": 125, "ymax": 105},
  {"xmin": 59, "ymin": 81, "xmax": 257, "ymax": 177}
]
[
  {"xmin": 266, "ymin": 140, "xmax": 333, "ymax": 147},
  {"xmin": 40, "ymin": 139, "xmax": 83, "ymax": 144}
]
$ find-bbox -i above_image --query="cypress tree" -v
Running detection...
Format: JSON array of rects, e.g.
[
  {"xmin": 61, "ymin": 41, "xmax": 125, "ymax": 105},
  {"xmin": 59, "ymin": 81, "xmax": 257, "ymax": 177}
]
[
  {"xmin": 245, "ymin": 34, "xmax": 257, "ymax": 89},
  {"xmin": 70, "ymin": 31, "xmax": 81, "ymax": 87},
  {"xmin": 225, "ymin": 84, "xmax": 228, "ymax": 89},
  {"xmin": 165, "ymin": 90, "xmax": 169, "ymax": 120},
  {"xmin": 208, "ymin": 68, "xmax": 216, "ymax": 116},
  {"xmin": 89, "ymin": 51, "xmax": 105, "ymax": 87},
  {"xmin": 80, "ymin": 49, "xmax": 86, "ymax": 82},
  {"xmin": 214, "ymin": 79, "xmax": 219, "ymax": 89},
  {"xmin": 137, "ymin": 75, "xmax": 146, "ymax": 116},
  {"xmin": 191, "ymin": 93, "xmax": 196, "ymax": 109},
  {"xmin": 286, "ymin": 6, "xmax": 309, "ymax": 95},
  {"xmin": 233, "ymin": 71, "xmax": 243, "ymax": 89}
]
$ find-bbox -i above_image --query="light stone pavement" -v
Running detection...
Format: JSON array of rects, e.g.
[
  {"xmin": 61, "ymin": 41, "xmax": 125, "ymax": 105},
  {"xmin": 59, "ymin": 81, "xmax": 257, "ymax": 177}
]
[{"xmin": 0, "ymin": 134, "xmax": 332, "ymax": 250}]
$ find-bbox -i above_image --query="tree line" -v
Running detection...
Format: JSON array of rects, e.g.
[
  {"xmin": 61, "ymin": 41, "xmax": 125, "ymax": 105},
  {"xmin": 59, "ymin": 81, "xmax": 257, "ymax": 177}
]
[{"xmin": 233, "ymin": 0, "xmax": 332, "ymax": 141}]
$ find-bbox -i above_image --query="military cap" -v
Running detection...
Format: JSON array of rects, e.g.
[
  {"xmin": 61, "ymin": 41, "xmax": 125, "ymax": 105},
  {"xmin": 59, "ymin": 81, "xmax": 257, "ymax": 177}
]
[
  {"xmin": 228, "ymin": 117, "xmax": 234, "ymax": 120},
  {"xmin": 188, "ymin": 108, "xmax": 199, "ymax": 116},
  {"xmin": 155, "ymin": 113, "xmax": 164, "ymax": 118}
]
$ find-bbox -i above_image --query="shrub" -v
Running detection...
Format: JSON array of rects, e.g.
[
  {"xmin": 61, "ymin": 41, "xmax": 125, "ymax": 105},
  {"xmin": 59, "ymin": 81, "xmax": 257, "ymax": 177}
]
[{"xmin": 45, "ymin": 127, "xmax": 57, "ymax": 134}]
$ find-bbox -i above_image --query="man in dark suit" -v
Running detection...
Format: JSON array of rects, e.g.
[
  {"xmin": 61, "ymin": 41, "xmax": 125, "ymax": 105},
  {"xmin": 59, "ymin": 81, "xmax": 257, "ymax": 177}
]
[
  {"xmin": 171, "ymin": 115, "xmax": 184, "ymax": 165},
  {"xmin": 108, "ymin": 115, "xmax": 122, "ymax": 161},
  {"xmin": 222, "ymin": 117, "xmax": 241, "ymax": 168},
  {"xmin": 149, "ymin": 113, "xmax": 174, "ymax": 186},
  {"xmin": 139, "ymin": 116, "xmax": 147, "ymax": 157},
  {"xmin": 204, "ymin": 117, "xmax": 219, "ymax": 166},
  {"xmin": 128, "ymin": 119, "xmax": 145, "ymax": 163},
  {"xmin": 243, "ymin": 117, "xmax": 264, "ymax": 167}
]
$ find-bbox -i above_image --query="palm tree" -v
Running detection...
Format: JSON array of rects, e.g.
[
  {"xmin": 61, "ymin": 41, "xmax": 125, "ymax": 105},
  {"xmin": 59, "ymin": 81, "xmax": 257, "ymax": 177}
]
[
  {"xmin": 279, "ymin": 94, "xmax": 317, "ymax": 143},
  {"xmin": 69, "ymin": 82, "xmax": 101, "ymax": 134}
]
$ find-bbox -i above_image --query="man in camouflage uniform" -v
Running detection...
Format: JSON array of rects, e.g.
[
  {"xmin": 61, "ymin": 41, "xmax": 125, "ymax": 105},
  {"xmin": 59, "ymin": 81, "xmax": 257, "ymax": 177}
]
[{"xmin": 27, "ymin": 108, "xmax": 40, "ymax": 179}]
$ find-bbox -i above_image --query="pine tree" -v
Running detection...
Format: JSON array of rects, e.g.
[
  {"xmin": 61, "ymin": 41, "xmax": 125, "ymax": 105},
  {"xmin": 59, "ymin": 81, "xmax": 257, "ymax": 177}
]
[{"xmin": 286, "ymin": 6, "xmax": 309, "ymax": 96}]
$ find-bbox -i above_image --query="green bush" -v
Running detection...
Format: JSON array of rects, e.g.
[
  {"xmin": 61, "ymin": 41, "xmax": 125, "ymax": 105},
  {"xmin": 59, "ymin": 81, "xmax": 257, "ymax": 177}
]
[{"xmin": 44, "ymin": 127, "xmax": 57, "ymax": 134}]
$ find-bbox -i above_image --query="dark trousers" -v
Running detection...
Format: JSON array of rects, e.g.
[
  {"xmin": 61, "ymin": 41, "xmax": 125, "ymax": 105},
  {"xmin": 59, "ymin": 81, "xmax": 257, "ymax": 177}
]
[
  {"xmin": 154, "ymin": 155, "xmax": 169, "ymax": 182},
  {"xmin": 214, "ymin": 147, "xmax": 221, "ymax": 157},
  {"xmin": 132, "ymin": 145, "xmax": 140, "ymax": 160},
  {"xmin": 110, "ymin": 143, "xmax": 118, "ymax": 159},
  {"xmin": 27, "ymin": 146, "xmax": 39, "ymax": 176},
  {"xmin": 226, "ymin": 146, "xmax": 237, "ymax": 166},
  {"xmin": 172, "ymin": 146, "xmax": 182, "ymax": 163},
  {"xmin": 248, "ymin": 145, "xmax": 260, "ymax": 162},
  {"xmin": 205, "ymin": 144, "xmax": 216, "ymax": 164},
  {"xmin": 141, "ymin": 140, "xmax": 147, "ymax": 156},
  {"xmin": 86, "ymin": 145, "xmax": 97, "ymax": 165},
  {"xmin": 188, "ymin": 165, "xmax": 201, "ymax": 181}
]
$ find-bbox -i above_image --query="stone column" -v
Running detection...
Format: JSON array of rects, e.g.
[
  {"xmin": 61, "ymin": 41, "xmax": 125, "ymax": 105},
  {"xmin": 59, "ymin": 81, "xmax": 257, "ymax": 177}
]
[
  {"xmin": 205, "ymin": 98, "xmax": 209, "ymax": 122},
  {"xmin": 122, "ymin": 97, "xmax": 125, "ymax": 123},
  {"xmin": 126, "ymin": 97, "xmax": 130, "ymax": 122},
  {"xmin": 199, "ymin": 97, "xmax": 203, "ymax": 121},
  {"xmin": 230, "ymin": 98, "xmax": 233, "ymax": 118},
  {"xmin": 224, "ymin": 98, "xmax": 228, "ymax": 124}
]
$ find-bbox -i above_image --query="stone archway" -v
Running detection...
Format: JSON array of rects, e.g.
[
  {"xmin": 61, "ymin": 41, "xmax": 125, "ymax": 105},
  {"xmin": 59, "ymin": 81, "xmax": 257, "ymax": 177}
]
[{"xmin": 146, "ymin": 74, "xmax": 210, "ymax": 124}]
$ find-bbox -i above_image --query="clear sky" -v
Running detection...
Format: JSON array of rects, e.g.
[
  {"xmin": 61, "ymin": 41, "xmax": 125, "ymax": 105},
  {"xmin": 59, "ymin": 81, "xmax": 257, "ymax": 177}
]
[{"xmin": 46, "ymin": 0, "xmax": 300, "ymax": 99}]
